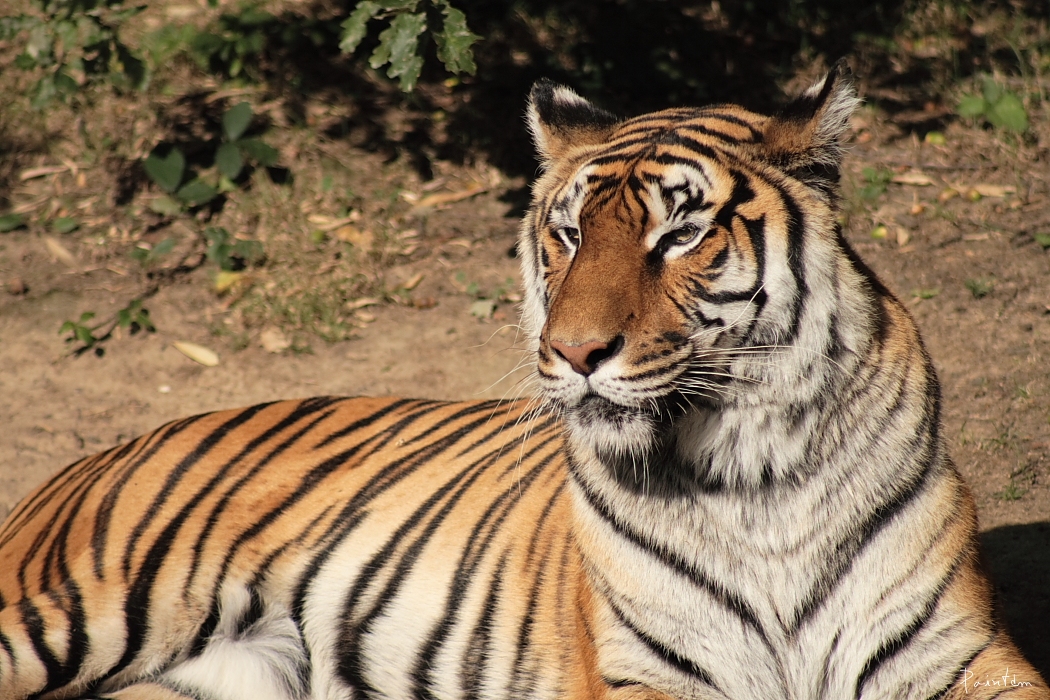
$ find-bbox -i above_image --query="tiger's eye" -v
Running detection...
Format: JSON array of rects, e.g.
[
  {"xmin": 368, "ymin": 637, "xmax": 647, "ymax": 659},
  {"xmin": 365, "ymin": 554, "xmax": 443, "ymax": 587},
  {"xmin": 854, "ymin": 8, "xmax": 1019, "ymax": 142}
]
[
  {"xmin": 671, "ymin": 228, "xmax": 697, "ymax": 244},
  {"xmin": 556, "ymin": 227, "xmax": 580, "ymax": 247},
  {"xmin": 659, "ymin": 227, "xmax": 698, "ymax": 250}
]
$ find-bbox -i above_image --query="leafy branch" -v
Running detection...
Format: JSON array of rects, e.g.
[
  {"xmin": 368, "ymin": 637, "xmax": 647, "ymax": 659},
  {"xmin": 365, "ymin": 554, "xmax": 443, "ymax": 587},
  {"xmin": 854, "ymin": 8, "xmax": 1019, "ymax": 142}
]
[
  {"xmin": 340, "ymin": 0, "xmax": 479, "ymax": 91},
  {"xmin": 60, "ymin": 298, "xmax": 155, "ymax": 354}
]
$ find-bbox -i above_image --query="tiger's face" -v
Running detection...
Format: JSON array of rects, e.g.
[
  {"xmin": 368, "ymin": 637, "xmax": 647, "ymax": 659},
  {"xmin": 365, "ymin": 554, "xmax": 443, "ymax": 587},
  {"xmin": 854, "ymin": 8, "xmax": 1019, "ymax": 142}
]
[{"xmin": 519, "ymin": 72, "xmax": 859, "ymax": 474}]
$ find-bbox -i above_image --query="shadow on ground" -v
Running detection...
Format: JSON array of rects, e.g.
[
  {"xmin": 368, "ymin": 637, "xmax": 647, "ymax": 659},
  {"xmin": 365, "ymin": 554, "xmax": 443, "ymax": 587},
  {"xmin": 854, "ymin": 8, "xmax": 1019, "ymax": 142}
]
[{"xmin": 981, "ymin": 522, "xmax": 1050, "ymax": 679}]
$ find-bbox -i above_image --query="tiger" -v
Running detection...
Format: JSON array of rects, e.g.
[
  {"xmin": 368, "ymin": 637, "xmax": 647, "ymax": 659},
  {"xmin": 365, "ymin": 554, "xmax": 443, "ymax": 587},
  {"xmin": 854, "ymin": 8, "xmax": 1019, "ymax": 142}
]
[{"xmin": 0, "ymin": 64, "xmax": 1046, "ymax": 700}]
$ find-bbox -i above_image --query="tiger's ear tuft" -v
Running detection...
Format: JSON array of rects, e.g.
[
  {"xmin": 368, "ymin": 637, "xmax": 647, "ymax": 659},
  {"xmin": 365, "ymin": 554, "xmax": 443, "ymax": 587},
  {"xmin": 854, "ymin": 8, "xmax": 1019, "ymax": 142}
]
[
  {"xmin": 761, "ymin": 61, "xmax": 860, "ymax": 190},
  {"xmin": 527, "ymin": 79, "xmax": 620, "ymax": 166}
]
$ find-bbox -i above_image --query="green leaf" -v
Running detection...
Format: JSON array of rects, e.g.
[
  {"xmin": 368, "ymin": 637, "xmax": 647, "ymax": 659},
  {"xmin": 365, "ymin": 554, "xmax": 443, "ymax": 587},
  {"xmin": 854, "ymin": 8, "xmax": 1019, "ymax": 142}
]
[
  {"xmin": 216, "ymin": 142, "xmax": 243, "ymax": 179},
  {"xmin": 957, "ymin": 94, "xmax": 987, "ymax": 119},
  {"xmin": 79, "ymin": 312, "xmax": 96, "ymax": 323},
  {"xmin": 32, "ymin": 76, "xmax": 58, "ymax": 109},
  {"xmin": 434, "ymin": 4, "xmax": 479, "ymax": 75},
  {"xmin": 981, "ymin": 77, "xmax": 1002, "ymax": 105},
  {"xmin": 53, "ymin": 217, "xmax": 79, "ymax": 234},
  {"xmin": 339, "ymin": 1, "xmax": 381, "ymax": 54},
  {"xmin": 205, "ymin": 226, "xmax": 230, "ymax": 245},
  {"xmin": 237, "ymin": 138, "xmax": 278, "ymax": 166},
  {"xmin": 223, "ymin": 101, "xmax": 253, "ymax": 142},
  {"xmin": 372, "ymin": 12, "xmax": 427, "ymax": 91},
  {"xmin": 148, "ymin": 194, "xmax": 183, "ymax": 216},
  {"xmin": 176, "ymin": 178, "xmax": 219, "ymax": 206},
  {"xmin": 115, "ymin": 44, "xmax": 147, "ymax": 90},
  {"xmin": 74, "ymin": 325, "xmax": 97, "ymax": 345},
  {"xmin": 239, "ymin": 9, "xmax": 275, "ymax": 26},
  {"xmin": 1033, "ymin": 233, "xmax": 1050, "ymax": 249},
  {"xmin": 144, "ymin": 147, "xmax": 186, "ymax": 193},
  {"xmin": 14, "ymin": 53, "xmax": 37, "ymax": 69},
  {"xmin": 231, "ymin": 239, "xmax": 264, "ymax": 264},
  {"xmin": 153, "ymin": 237, "xmax": 175, "ymax": 257},
  {"xmin": 988, "ymin": 92, "xmax": 1028, "ymax": 133},
  {"xmin": 0, "ymin": 213, "xmax": 25, "ymax": 232}
]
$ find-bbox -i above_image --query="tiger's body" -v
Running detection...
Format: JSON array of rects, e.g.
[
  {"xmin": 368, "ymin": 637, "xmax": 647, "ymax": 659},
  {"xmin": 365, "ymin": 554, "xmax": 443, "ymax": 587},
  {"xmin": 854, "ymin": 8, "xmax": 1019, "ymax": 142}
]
[{"xmin": 1, "ymin": 66, "xmax": 1046, "ymax": 700}]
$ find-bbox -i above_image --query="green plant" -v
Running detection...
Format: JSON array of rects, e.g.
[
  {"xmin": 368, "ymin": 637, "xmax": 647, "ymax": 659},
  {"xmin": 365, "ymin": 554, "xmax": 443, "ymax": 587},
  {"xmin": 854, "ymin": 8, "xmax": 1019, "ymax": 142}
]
[
  {"xmin": 995, "ymin": 481, "xmax": 1026, "ymax": 501},
  {"xmin": 0, "ymin": 0, "xmax": 146, "ymax": 108},
  {"xmin": 965, "ymin": 277, "xmax": 995, "ymax": 299},
  {"xmin": 1033, "ymin": 232, "xmax": 1050, "ymax": 249},
  {"xmin": 858, "ymin": 167, "xmax": 892, "ymax": 201},
  {"xmin": 0, "ymin": 214, "xmax": 27, "ymax": 232},
  {"xmin": 340, "ymin": 0, "xmax": 480, "ymax": 91},
  {"xmin": 129, "ymin": 238, "xmax": 175, "ymax": 266},
  {"xmin": 204, "ymin": 227, "xmax": 264, "ymax": 271},
  {"xmin": 144, "ymin": 102, "xmax": 278, "ymax": 213},
  {"xmin": 59, "ymin": 298, "xmax": 155, "ymax": 352},
  {"xmin": 958, "ymin": 77, "xmax": 1029, "ymax": 133}
]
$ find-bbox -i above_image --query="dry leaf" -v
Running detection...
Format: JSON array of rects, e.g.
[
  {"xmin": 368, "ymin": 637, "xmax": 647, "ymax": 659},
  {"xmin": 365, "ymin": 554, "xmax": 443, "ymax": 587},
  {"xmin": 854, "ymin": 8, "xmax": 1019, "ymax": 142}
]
[
  {"xmin": 971, "ymin": 184, "xmax": 1016, "ymax": 198},
  {"xmin": 20, "ymin": 165, "xmax": 67, "ymax": 181},
  {"xmin": 401, "ymin": 272, "xmax": 424, "ymax": 290},
  {"xmin": 354, "ymin": 311, "xmax": 376, "ymax": 323},
  {"xmin": 896, "ymin": 227, "xmax": 911, "ymax": 246},
  {"xmin": 172, "ymin": 341, "xmax": 219, "ymax": 367},
  {"xmin": 412, "ymin": 296, "xmax": 438, "ymax": 310},
  {"xmin": 891, "ymin": 171, "xmax": 934, "ymax": 186},
  {"xmin": 962, "ymin": 233, "xmax": 990, "ymax": 241},
  {"xmin": 214, "ymin": 270, "xmax": 243, "ymax": 294},
  {"xmin": 938, "ymin": 188, "xmax": 959, "ymax": 203},
  {"xmin": 334, "ymin": 225, "xmax": 373, "ymax": 251},
  {"xmin": 346, "ymin": 297, "xmax": 381, "ymax": 310},
  {"xmin": 260, "ymin": 327, "xmax": 291, "ymax": 353},
  {"xmin": 307, "ymin": 213, "xmax": 360, "ymax": 231},
  {"xmin": 415, "ymin": 184, "xmax": 486, "ymax": 209},
  {"xmin": 470, "ymin": 299, "xmax": 497, "ymax": 319},
  {"xmin": 43, "ymin": 236, "xmax": 77, "ymax": 267}
]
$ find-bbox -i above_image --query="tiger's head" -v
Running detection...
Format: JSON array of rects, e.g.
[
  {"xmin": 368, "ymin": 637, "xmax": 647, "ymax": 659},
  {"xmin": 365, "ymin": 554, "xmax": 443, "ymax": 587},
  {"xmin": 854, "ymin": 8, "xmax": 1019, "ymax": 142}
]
[{"xmin": 519, "ymin": 66, "xmax": 874, "ymax": 488}]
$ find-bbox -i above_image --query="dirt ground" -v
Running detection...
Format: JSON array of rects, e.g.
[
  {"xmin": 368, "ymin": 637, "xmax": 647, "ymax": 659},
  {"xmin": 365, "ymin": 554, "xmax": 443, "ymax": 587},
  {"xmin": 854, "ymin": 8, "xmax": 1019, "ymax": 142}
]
[{"xmin": 2, "ymin": 89, "xmax": 1049, "ymax": 678}]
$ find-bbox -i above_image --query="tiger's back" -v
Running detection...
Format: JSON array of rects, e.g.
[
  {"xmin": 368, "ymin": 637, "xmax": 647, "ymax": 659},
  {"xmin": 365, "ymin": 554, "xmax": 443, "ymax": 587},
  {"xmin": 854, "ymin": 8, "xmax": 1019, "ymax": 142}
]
[{"xmin": 0, "ymin": 397, "xmax": 618, "ymax": 699}]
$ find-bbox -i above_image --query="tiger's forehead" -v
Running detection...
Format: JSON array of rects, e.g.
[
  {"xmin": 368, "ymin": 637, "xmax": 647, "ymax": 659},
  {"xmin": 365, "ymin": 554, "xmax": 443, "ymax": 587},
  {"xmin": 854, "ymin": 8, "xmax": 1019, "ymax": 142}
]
[{"xmin": 547, "ymin": 108, "xmax": 767, "ymax": 228}]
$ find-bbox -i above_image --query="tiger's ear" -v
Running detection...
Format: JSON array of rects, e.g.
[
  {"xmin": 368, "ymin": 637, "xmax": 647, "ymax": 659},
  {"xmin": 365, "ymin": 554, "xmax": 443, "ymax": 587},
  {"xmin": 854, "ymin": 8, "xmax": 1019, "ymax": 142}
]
[
  {"xmin": 760, "ymin": 62, "xmax": 860, "ymax": 189},
  {"xmin": 527, "ymin": 79, "xmax": 620, "ymax": 166}
]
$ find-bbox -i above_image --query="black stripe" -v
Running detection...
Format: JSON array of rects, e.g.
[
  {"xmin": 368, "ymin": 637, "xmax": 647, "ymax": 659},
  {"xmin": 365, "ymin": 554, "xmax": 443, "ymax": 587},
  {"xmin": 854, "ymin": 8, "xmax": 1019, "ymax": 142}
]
[
  {"xmin": 19, "ymin": 597, "xmax": 63, "ymax": 691},
  {"xmin": 853, "ymin": 553, "xmax": 966, "ymax": 699},
  {"xmin": 121, "ymin": 405, "xmax": 274, "ymax": 577},
  {"xmin": 98, "ymin": 407, "xmax": 274, "ymax": 685},
  {"xmin": 412, "ymin": 439, "xmax": 563, "ymax": 695},
  {"xmin": 508, "ymin": 512, "xmax": 560, "ymax": 698},
  {"xmin": 92, "ymin": 415, "xmax": 206, "ymax": 578},
  {"xmin": 293, "ymin": 403, "xmax": 524, "ymax": 682},
  {"xmin": 569, "ymin": 464, "xmax": 771, "ymax": 651},
  {"xmin": 336, "ymin": 437, "xmax": 501, "ymax": 693},
  {"xmin": 788, "ymin": 434, "xmax": 939, "ymax": 634},
  {"xmin": 461, "ymin": 553, "xmax": 508, "ymax": 700},
  {"xmin": 606, "ymin": 596, "xmax": 719, "ymax": 689},
  {"xmin": 182, "ymin": 398, "xmax": 344, "ymax": 592},
  {"xmin": 188, "ymin": 597, "xmax": 220, "ymax": 658},
  {"xmin": 315, "ymin": 398, "xmax": 426, "ymax": 449}
]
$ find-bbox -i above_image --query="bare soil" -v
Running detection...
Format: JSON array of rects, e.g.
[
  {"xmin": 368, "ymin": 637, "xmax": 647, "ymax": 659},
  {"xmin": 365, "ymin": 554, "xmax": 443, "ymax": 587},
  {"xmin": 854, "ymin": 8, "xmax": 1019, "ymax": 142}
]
[{"xmin": 2, "ymin": 97, "xmax": 1049, "ymax": 677}]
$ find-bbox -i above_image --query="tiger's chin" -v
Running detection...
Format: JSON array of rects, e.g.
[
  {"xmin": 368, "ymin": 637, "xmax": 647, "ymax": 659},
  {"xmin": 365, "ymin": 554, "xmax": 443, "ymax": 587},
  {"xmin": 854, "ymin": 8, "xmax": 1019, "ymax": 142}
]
[
  {"xmin": 563, "ymin": 392, "xmax": 661, "ymax": 455},
  {"xmin": 558, "ymin": 391, "xmax": 705, "ymax": 497}
]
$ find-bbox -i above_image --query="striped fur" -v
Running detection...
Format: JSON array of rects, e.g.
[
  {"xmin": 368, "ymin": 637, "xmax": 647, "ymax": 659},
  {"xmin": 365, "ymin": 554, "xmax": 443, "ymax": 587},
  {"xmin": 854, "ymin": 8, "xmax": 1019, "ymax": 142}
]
[{"xmin": 1, "ymin": 67, "xmax": 1046, "ymax": 699}]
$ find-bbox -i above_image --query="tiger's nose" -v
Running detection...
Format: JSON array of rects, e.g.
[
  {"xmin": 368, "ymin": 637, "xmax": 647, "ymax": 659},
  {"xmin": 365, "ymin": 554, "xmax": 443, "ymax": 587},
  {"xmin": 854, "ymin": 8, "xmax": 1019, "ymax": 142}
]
[{"xmin": 549, "ymin": 337, "xmax": 623, "ymax": 376}]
